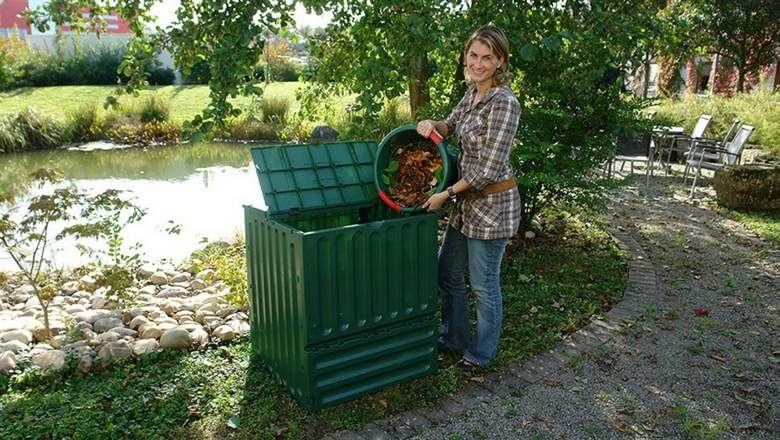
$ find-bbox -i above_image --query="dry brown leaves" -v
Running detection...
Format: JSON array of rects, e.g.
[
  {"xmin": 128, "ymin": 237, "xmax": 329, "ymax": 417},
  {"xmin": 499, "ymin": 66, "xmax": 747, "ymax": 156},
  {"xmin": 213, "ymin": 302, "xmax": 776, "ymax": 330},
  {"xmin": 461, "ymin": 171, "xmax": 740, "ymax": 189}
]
[{"xmin": 388, "ymin": 141, "xmax": 443, "ymax": 207}]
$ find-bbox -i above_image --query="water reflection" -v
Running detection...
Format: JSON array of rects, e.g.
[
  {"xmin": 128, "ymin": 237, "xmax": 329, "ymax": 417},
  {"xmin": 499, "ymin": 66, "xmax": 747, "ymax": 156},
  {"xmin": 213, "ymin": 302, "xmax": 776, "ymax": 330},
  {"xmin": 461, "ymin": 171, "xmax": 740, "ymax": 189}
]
[{"xmin": 0, "ymin": 142, "xmax": 268, "ymax": 270}]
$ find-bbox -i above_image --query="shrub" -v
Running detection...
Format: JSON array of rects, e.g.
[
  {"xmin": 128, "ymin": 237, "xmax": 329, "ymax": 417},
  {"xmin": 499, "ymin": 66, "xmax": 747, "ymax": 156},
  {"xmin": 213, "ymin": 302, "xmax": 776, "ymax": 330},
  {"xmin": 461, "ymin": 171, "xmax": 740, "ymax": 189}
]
[
  {"xmin": 276, "ymin": 62, "xmax": 301, "ymax": 82},
  {"xmin": 0, "ymin": 34, "xmax": 29, "ymax": 90},
  {"xmin": 146, "ymin": 66, "xmax": 175, "ymax": 85},
  {"xmin": 0, "ymin": 114, "xmax": 26, "ymax": 153},
  {"xmin": 375, "ymin": 97, "xmax": 412, "ymax": 136},
  {"xmin": 76, "ymin": 46, "xmax": 123, "ymax": 85},
  {"xmin": 66, "ymin": 103, "xmax": 103, "ymax": 142},
  {"xmin": 106, "ymin": 116, "xmax": 179, "ymax": 145},
  {"xmin": 259, "ymin": 96, "xmax": 291, "ymax": 123},
  {"xmin": 138, "ymin": 120, "xmax": 180, "ymax": 144},
  {"xmin": 133, "ymin": 96, "xmax": 171, "ymax": 123},
  {"xmin": 183, "ymin": 59, "xmax": 211, "ymax": 85},
  {"xmin": 3, "ymin": 43, "xmax": 174, "ymax": 88},
  {"xmin": 227, "ymin": 116, "xmax": 278, "ymax": 141},
  {"xmin": 12, "ymin": 108, "xmax": 65, "ymax": 150},
  {"xmin": 105, "ymin": 116, "xmax": 143, "ymax": 144},
  {"xmin": 187, "ymin": 238, "xmax": 247, "ymax": 307},
  {"xmin": 277, "ymin": 113, "xmax": 315, "ymax": 143}
]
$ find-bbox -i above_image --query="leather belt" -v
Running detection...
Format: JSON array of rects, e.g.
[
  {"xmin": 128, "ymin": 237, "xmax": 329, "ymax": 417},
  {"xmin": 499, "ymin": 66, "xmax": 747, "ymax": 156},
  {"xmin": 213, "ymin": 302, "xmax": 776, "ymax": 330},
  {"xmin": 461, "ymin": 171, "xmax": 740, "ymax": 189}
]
[{"xmin": 467, "ymin": 176, "xmax": 516, "ymax": 198}]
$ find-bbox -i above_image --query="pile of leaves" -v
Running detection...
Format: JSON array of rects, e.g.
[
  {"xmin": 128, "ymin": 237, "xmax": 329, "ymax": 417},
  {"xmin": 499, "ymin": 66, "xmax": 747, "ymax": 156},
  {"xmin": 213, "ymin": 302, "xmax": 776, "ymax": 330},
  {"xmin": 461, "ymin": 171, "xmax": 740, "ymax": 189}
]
[{"xmin": 382, "ymin": 141, "xmax": 443, "ymax": 207}]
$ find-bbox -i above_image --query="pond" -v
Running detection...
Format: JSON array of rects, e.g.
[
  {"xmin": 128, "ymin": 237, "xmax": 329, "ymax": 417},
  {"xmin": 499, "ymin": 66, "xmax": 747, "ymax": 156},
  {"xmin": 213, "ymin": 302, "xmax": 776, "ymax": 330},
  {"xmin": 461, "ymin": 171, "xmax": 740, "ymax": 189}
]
[{"xmin": 0, "ymin": 142, "xmax": 267, "ymax": 271}]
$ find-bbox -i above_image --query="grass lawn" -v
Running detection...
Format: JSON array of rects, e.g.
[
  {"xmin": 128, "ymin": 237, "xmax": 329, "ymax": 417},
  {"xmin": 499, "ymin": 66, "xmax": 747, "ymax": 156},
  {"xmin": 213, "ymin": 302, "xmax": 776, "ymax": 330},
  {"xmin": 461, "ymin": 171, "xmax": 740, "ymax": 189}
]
[
  {"xmin": 0, "ymin": 82, "xmax": 321, "ymax": 123},
  {"xmin": 0, "ymin": 208, "xmax": 627, "ymax": 440},
  {"xmin": 725, "ymin": 210, "xmax": 780, "ymax": 245}
]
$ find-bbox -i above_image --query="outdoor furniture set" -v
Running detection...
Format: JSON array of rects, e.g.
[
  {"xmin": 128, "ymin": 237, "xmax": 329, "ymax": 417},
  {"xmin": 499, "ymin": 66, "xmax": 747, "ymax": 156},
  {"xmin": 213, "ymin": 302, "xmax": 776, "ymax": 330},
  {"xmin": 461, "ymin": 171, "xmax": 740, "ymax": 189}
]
[{"xmin": 610, "ymin": 112, "xmax": 755, "ymax": 197}]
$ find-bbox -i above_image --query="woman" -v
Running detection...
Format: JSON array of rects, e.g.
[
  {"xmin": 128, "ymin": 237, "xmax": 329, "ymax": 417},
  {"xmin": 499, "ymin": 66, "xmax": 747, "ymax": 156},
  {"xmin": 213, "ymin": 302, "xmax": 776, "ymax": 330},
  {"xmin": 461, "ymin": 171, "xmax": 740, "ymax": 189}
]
[{"xmin": 416, "ymin": 25, "xmax": 521, "ymax": 370}]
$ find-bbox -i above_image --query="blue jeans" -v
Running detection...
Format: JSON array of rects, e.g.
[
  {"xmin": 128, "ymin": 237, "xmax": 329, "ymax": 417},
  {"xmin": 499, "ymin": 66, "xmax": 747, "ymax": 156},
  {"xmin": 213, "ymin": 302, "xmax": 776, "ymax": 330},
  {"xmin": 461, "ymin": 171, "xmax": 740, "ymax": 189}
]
[{"xmin": 438, "ymin": 224, "xmax": 508, "ymax": 366}]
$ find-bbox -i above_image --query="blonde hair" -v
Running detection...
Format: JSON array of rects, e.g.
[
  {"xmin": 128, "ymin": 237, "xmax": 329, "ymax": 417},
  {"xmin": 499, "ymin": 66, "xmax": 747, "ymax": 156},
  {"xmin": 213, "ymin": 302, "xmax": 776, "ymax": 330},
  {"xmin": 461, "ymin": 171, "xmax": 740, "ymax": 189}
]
[{"xmin": 463, "ymin": 25, "xmax": 512, "ymax": 87}]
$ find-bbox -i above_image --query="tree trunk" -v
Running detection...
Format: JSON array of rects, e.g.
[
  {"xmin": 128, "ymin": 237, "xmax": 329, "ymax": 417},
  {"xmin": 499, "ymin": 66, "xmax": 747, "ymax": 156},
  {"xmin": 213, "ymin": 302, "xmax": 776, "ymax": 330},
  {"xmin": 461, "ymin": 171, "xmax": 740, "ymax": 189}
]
[
  {"xmin": 643, "ymin": 50, "xmax": 652, "ymax": 98},
  {"xmin": 708, "ymin": 53, "xmax": 719, "ymax": 92},
  {"xmin": 408, "ymin": 53, "xmax": 429, "ymax": 119},
  {"xmin": 453, "ymin": 50, "xmax": 467, "ymax": 104},
  {"xmin": 774, "ymin": 62, "xmax": 780, "ymax": 92},
  {"xmin": 36, "ymin": 292, "xmax": 51, "ymax": 341},
  {"xmin": 737, "ymin": 66, "xmax": 746, "ymax": 93},
  {"xmin": 686, "ymin": 57, "xmax": 698, "ymax": 95}
]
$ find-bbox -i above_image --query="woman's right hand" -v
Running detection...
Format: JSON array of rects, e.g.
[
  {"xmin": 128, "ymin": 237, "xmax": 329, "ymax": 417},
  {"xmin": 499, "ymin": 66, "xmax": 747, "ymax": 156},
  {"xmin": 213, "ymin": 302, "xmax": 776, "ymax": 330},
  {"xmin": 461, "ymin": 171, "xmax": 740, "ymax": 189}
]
[{"xmin": 416, "ymin": 120, "xmax": 436, "ymax": 138}]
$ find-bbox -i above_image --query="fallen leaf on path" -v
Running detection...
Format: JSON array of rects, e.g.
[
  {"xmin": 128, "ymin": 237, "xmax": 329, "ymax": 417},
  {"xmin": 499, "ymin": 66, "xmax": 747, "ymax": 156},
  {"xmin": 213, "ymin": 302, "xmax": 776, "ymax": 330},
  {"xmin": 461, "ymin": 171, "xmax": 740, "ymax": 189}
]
[
  {"xmin": 709, "ymin": 354, "xmax": 727, "ymax": 363},
  {"xmin": 694, "ymin": 307, "xmax": 709, "ymax": 317},
  {"xmin": 644, "ymin": 385, "xmax": 663, "ymax": 395}
]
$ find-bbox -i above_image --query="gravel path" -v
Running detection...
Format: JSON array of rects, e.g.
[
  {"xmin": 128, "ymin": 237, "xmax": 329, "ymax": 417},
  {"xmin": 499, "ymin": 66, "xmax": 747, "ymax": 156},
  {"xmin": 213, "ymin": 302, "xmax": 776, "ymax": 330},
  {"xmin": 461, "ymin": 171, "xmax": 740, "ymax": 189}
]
[{"xmin": 331, "ymin": 173, "xmax": 780, "ymax": 440}]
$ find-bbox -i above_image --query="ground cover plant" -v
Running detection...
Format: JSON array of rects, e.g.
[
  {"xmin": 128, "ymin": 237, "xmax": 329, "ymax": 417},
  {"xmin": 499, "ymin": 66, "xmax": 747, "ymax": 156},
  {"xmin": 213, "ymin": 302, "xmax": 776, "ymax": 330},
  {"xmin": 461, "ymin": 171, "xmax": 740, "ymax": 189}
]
[
  {"xmin": 0, "ymin": 206, "xmax": 626, "ymax": 439},
  {"xmin": 720, "ymin": 209, "xmax": 780, "ymax": 245}
]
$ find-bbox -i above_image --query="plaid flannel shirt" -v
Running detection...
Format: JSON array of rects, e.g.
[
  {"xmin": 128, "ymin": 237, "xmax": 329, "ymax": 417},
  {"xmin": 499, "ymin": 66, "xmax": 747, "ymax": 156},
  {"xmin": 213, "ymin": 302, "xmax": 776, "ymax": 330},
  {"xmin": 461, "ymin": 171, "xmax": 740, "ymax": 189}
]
[{"xmin": 444, "ymin": 84, "xmax": 522, "ymax": 240}]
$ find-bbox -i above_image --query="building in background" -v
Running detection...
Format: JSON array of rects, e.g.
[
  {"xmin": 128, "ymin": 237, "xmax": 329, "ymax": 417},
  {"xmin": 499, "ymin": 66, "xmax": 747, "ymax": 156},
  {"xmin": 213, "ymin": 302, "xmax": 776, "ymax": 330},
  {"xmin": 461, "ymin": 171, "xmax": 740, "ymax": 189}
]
[
  {"xmin": 0, "ymin": 0, "xmax": 178, "ymax": 79},
  {"xmin": 627, "ymin": 52, "xmax": 778, "ymax": 98}
]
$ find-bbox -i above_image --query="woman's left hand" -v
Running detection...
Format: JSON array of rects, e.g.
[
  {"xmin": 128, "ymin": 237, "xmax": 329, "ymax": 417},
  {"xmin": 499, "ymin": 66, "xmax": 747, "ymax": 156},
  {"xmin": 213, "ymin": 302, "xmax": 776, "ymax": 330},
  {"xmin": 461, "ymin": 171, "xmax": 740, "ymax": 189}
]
[{"xmin": 422, "ymin": 191, "xmax": 449, "ymax": 211}]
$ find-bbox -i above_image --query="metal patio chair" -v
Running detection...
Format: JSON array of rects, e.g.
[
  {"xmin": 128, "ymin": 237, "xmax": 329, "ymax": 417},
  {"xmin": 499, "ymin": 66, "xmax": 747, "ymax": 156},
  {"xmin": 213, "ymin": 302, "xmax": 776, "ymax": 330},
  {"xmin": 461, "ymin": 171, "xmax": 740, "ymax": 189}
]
[
  {"xmin": 608, "ymin": 131, "xmax": 654, "ymax": 185},
  {"xmin": 681, "ymin": 118, "xmax": 741, "ymax": 175},
  {"xmin": 685, "ymin": 124, "xmax": 755, "ymax": 197},
  {"xmin": 656, "ymin": 114, "xmax": 712, "ymax": 174}
]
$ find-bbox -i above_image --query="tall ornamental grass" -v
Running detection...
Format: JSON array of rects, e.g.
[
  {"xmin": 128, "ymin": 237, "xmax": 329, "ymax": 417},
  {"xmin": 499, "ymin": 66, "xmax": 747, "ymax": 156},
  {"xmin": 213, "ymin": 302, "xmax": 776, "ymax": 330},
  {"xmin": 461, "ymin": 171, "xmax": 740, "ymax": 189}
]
[{"xmin": 0, "ymin": 108, "xmax": 65, "ymax": 152}]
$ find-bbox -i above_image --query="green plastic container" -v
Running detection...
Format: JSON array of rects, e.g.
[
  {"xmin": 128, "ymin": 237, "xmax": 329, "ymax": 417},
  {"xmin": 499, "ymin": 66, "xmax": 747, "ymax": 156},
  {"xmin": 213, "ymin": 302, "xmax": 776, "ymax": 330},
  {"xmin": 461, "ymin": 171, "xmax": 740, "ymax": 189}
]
[
  {"xmin": 374, "ymin": 124, "xmax": 459, "ymax": 214},
  {"xmin": 245, "ymin": 140, "xmax": 439, "ymax": 410}
]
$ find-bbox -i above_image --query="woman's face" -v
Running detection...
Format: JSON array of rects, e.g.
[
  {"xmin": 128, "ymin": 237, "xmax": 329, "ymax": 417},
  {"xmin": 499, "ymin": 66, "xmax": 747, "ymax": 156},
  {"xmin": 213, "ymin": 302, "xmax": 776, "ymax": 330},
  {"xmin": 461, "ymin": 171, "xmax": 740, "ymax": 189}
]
[{"xmin": 466, "ymin": 40, "xmax": 503, "ymax": 86}]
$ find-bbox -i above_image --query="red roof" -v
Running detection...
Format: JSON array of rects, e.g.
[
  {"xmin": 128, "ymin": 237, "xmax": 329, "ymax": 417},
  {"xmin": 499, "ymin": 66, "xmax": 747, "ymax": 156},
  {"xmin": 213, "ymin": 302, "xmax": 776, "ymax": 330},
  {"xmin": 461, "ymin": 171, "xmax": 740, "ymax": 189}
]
[{"xmin": 0, "ymin": 0, "xmax": 32, "ymax": 33}]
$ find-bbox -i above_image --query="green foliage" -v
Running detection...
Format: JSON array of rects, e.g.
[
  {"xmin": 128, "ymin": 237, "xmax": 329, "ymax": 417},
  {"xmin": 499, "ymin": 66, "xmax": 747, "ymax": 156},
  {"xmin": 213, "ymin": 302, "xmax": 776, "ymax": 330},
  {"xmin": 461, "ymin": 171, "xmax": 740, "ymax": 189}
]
[
  {"xmin": 652, "ymin": 90, "xmax": 780, "ymax": 155},
  {"xmin": 74, "ymin": 192, "xmax": 146, "ymax": 306},
  {"xmin": 0, "ymin": 34, "xmax": 30, "ymax": 90},
  {"xmin": 146, "ymin": 66, "xmax": 176, "ymax": 86},
  {"xmin": 66, "ymin": 103, "xmax": 103, "ymax": 142},
  {"xmin": 258, "ymin": 96, "xmax": 291, "ymax": 124},
  {"xmin": 382, "ymin": 159, "xmax": 399, "ymax": 186},
  {"xmin": 0, "ymin": 170, "xmax": 144, "ymax": 339},
  {"xmin": 687, "ymin": 0, "xmax": 780, "ymax": 92},
  {"xmin": 188, "ymin": 238, "xmax": 248, "ymax": 307},
  {"xmin": 182, "ymin": 59, "xmax": 211, "ymax": 85},
  {"xmin": 105, "ymin": 118, "xmax": 180, "ymax": 145},
  {"xmin": 301, "ymin": 0, "xmax": 459, "ymax": 123},
  {"xmin": 2, "ymin": 43, "xmax": 175, "ymax": 89},
  {"xmin": 721, "ymin": 209, "xmax": 780, "ymax": 245},
  {"xmin": 0, "ymin": 108, "xmax": 65, "ymax": 152},
  {"xmin": 132, "ymin": 96, "xmax": 171, "ymax": 124},
  {"xmin": 24, "ymin": 2, "xmax": 294, "ymax": 133},
  {"xmin": 94, "ymin": 264, "xmax": 137, "ymax": 307},
  {"xmin": 226, "ymin": 116, "xmax": 279, "ymax": 141},
  {"xmin": 0, "ymin": 114, "xmax": 27, "ymax": 153},
  {"xmin": 297, "ymin": 0, "xmax": 659, "ymax": 225},
  {"xmin": 277, "ymin": 112, "xmax": 316, "ymax": 143}
]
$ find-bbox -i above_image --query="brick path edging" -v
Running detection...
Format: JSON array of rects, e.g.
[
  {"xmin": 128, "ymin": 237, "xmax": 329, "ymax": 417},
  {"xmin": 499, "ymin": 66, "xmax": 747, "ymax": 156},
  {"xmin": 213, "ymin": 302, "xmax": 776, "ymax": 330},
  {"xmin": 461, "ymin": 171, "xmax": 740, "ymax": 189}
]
[{"xmin": 325, "ymin": 219, "xmax": 657, "ymax": 440}]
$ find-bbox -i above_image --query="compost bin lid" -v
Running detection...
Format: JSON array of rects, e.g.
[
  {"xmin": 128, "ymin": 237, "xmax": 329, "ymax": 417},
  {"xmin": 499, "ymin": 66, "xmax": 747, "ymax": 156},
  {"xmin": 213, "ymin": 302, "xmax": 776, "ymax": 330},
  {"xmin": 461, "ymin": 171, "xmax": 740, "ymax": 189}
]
[{"xmin": 251, "ymin": 141, "xmax": 379, "ymax": 215}]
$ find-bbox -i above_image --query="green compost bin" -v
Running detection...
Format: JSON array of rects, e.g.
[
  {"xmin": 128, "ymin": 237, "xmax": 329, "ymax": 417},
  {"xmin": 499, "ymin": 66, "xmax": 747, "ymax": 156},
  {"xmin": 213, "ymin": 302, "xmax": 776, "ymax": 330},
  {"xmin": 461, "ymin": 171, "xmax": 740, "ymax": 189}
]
[{"xmin": 245, "ymin": 140, "xmax": 439, "ymax": 411}]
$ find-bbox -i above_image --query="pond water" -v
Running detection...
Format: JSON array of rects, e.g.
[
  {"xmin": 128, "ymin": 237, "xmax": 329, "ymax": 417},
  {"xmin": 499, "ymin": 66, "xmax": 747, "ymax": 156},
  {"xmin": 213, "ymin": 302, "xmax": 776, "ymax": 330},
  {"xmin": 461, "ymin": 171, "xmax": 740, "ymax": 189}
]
[{"xmin": 0, "ymin": 142, "xmax": 268, "ymax": 271}]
